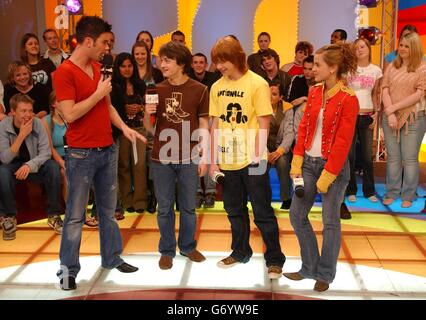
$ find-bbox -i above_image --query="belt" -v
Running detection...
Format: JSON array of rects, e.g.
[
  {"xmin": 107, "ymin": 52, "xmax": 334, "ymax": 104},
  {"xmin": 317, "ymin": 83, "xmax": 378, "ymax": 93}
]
[{"xmin": 69, "ymin": 145, "xmax": 112, "ymax": 151}]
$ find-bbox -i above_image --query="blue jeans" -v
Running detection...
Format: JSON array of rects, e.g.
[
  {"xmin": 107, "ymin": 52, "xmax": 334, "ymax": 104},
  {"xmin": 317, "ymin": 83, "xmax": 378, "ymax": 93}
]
[
  {"xmin": 150, "ymin": 161, "xmax": 199, "ymax": 257},
  {"xmin": 58, "ymin": 145, "xmax": 124, "ymax": 279},
  {"xmin": 382, "ymin": 112, "xmax": 425, "ymax": 201},
  {"xmin": 222, "ymin": 162, "xmax": 286, "ymax": 267},
  {"xmin": 0, "ymin": 160, "xmax": 63, "ymax": 217},
  {"xmin": 347, "ymin": 115, "xmax": 376, "ymax": 197},
  {"xmin": 270, "ymin": 152, "xmax": 293, "ymax": 201},
  {"xmin": 290, "ymin": 155, "xmax": 350, "ymax": 283}
]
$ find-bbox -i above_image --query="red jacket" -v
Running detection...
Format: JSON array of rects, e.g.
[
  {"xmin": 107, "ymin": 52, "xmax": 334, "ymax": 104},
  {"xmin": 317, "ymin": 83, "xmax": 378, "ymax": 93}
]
[{"xmin": 294, "ymin": 81, "xmax": 359, "ymax": 176}]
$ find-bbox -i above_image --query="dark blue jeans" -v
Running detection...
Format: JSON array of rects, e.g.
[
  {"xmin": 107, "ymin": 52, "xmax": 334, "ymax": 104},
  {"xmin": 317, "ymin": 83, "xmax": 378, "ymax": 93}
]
[
  {"xmin": 150, "ymin": 161, "xmax": 199, "ymax": 257},
  {"xmin": 0, "ymin": 160, "xmax": 63, "ymax": 217},
  {"xmin": 347, "ymin": 115, "xmax": 376, "ymax": 197},
  {"xmin": 222, "ymin": 162, "xmax": 286, "ymax": 267},
  {"xmin": 58, "ymin": 145, "xmax": 124, "ymax": 279}
]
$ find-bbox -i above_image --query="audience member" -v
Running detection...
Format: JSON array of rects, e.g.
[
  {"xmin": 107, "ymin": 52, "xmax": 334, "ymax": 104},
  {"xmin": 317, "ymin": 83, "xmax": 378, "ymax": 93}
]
[
  {"xmin": 384, "ymin": 24, "xmax": 418, "ymax": 68},
  {"xmin": 42, "ymin": 29, "xmax": 69, "ymax": 68},
  {"xmin": 112, "ymin": 52, "xmax": 147, "ymax": 213},
  {"xmin": 20, "ymin": 33, "xmax": 56, "ymax": 93},
  {"xmin": 381, "ymin": 32, "xmax": 426, "ymax": 208},
  {"xmin": 0, "ymin": 93, "xmax": 64, "ymax": 240},
  {"xmin": 0, "ymin": 80, "xmax": 5, "ymax": 121},
  {"xmin": 267, "ymin": 83, "xmax": 295, "ymax": 210},
  {"xmin": 247, "ymin": 32, "xmax": 271, "ymax": 77},
  {"xmin": 189, "ymin": 52, "xmax": 220, "ymax": 208},
  {"xmin": 330, "ymin": 29, "xmax": 347, "ymax": 44},
  {"xmin": 3, "ymin": 61, "xmax": 49, "ymax": 118},
  {"xmin": 132, "ymin": 41, "xmax": 164, "ymax": 85},
  {"xmin": 132, "ymin": 40, "xmax": 163, "ymax": 213},
  {"xmin": 281, "ymin": 41, "xmax": 314, "ymax": 77},
  {"xmin": 41, "ymin": 91, "xmax": 68, "ymax": 200},
  {"xmin": 171, "ymin": 30, "xmax": 186, "ymax": 44},
  {"xmin": 346, "ymin": 38, "xmax": 382, "ymax": 203},
  {"xmin": 261, "ymin": 49, "xmax": 291, "ymax": 101},
  {"xmin": 136, "ymin": 30, "xmax": 161, "ymax": 69}
]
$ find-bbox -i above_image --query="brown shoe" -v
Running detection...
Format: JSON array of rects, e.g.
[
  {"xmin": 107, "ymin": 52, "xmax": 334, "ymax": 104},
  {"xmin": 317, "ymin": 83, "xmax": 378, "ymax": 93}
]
[
  {"xmin": 314, "ymin": 280, "xmax": 329, "ymax": 292},
  {"xmin": 283, "ymin": 272, "xmax": 305, "ymax": 281},
  {"xmin": 340, "ymin": 203, "xmax": 352, "ymax": 220},
  {"xmin": 180, "ymin": 249, "xmax": 206, "ymax": 262},
  {"xmin": 159, "ymin": 255, "xmax": 173, "ymax": 270},
  {"xmin": 268, "ymin": 266, "xmax": 283, "ymax": 280}
]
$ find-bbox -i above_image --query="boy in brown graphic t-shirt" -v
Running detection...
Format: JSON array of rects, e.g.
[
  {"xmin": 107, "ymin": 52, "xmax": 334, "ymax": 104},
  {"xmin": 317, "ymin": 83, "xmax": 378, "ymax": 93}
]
[{"xmin": 144, "ymin": 41, "xmax": 209, "ymax": 270}]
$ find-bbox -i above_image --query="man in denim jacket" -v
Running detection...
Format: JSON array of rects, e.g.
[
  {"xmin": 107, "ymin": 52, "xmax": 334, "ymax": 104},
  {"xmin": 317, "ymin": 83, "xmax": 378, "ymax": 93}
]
[{"xmin": 0, "ymin": 93, "xmax": 63, "ymax": 240}]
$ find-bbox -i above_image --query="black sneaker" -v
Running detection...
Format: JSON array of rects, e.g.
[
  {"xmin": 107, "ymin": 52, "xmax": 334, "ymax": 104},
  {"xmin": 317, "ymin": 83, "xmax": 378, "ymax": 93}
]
[
  {"xmin": 126, "ymin": 207, "xmax": 135, "ymax": 213},
  {"xmin": 116, "ymin": 262, "xmax": 139, "ymax": 273},
  {"xmin": 195, "ymin": 192, "xmax": 204, "ymax": 209},
  {"xmin": 280, "ymin": 199, "xmax": 292, "ymax": 210},
  {"xmin": 203, "ymin": 193, "xmax": 215, "ymax": 209},
  {"xmin": 60, "ymin": 277, "xmax": 76, "ymax": 291},
  {"xmin": 340, "ymin": 203, "xmax": 352, "ymax": 220}
]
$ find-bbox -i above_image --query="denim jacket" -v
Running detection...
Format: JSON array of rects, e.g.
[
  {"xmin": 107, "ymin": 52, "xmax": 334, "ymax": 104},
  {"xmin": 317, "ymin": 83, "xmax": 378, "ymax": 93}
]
[{"xmin": 0, "ymin": 116, "xmax": 51, "ymax": 173}]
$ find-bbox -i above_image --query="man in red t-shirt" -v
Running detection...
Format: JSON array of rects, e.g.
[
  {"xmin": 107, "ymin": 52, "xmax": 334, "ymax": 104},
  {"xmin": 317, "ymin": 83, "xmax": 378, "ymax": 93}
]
[{"xmin": 53, "ymin": 16, "xmax": 146, "ymax": 291}]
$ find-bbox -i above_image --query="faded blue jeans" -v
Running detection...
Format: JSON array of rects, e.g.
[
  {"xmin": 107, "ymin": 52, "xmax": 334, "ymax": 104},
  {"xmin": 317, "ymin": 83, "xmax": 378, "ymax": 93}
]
[
  {"xmin": 150, "ymin": 161, "xmax": 199, "ymax": 257},
  {"xmin": 290, "ymin": 155, "xmax": 350, "ymax": 284},
  {"xmin": 382, "ymin": 112, "xmax": 425, "ymax": 202},
  {"xmin": 57, "ymin": 144, "xmax": 124, "ymax": 279}
]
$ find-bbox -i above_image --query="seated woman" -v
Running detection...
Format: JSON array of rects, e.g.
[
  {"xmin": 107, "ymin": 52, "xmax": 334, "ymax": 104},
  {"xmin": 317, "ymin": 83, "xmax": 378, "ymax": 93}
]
[
  {"xmin": 41, "ymin": 91, "xmax": 67, "ymax": 200},
  {"xmin": 267, "ymin": 83, "xmax": 295, "ymax": 210},
  {"xmin": 3, "ymin": 61, "xmax": 49, "ymax": 119}
]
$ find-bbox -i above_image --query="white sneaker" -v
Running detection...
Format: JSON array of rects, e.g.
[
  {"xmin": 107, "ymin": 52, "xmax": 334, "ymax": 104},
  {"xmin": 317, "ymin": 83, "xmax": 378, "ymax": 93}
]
[
  {"xmin": 368, "ymin": 195, "xmax": 378, "ymax": 202},
  {"xmin": 348, "ymin": 195, "xmax": 357, "ymax": 202}
]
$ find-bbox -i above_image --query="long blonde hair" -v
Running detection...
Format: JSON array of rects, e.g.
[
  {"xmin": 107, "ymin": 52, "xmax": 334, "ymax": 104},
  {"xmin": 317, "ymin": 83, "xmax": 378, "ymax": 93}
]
[{"xmin": 394, "ymin": 32, "xmax": 424, "ymax": 72}]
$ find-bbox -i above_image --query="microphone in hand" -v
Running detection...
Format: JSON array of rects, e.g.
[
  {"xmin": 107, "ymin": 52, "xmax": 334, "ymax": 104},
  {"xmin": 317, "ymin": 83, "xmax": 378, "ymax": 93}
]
[{"xmin": 101, "ymin": 54, "xmax": 114, "ymax": 80}]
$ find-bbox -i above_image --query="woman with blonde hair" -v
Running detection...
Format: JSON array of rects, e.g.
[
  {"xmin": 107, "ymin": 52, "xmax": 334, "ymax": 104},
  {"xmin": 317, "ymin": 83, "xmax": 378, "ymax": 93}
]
[
  {"xmin": 381, "ymin": 32, "xmax": 426, "ymax": 208},
  {"xmin": 284, "ymin": 43, "xmax": 359, "ymax": 292},
  {"xmin": 346, "ymin": 38, "xmax": 382, "ymax": 203},
  {"xmin": 3, "ymin": 61, "xmax": 49, "ymax": 118}
]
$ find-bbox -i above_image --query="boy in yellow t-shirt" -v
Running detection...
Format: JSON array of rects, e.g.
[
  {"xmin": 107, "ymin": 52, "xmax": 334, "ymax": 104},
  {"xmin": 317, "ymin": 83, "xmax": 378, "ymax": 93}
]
[{"xmin": 209, "ymin": 36, "xmax": 286, "ymax": 280}]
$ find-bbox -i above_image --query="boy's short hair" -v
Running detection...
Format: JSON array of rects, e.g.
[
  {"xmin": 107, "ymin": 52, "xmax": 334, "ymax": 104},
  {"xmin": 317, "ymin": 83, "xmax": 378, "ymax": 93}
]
[
  {"xmin": 159, "ymin": 41, "xmax": 192, "ymax": 75},
  {"xmin": 9, "ymin": 93, "xmax": 34, "ymax": 111},
  {"xmin": 211, "ymin": 36, "xmax": 248, "ymax": 74},
  {"xmin": 261, "ymin": 49, "xmax": 280, "ymax": 67}
]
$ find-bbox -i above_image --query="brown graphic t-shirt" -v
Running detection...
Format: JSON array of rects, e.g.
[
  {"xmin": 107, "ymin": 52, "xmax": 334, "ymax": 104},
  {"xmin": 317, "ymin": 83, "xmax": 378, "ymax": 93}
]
[{"xmin": 151, "ymin": 78, "xmax": 209, "ymax": 164}]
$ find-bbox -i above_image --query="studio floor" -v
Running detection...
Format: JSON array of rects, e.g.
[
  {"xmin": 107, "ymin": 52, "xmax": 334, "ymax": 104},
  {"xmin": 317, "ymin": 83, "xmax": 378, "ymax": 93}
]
[{"xmin": 1, "ymin": 183, "xmax": 426, "ymax": 300}]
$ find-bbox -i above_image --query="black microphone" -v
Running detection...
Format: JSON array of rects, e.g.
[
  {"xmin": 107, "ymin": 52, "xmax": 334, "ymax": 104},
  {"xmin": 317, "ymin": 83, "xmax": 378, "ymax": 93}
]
[{"xmin": 101, "ymin": 54, "xmax": 113, "ymax": 80}]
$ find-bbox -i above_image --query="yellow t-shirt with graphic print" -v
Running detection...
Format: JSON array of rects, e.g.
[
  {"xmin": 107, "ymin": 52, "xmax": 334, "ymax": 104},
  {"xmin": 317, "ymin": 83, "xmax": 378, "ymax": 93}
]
[{"xmin": 209, "ymin": 70, "xmax": 272, "ymax": 171}]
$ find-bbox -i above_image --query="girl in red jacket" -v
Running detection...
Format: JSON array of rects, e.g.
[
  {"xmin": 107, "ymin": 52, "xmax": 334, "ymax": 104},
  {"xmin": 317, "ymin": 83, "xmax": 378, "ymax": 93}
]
[{"xmin": 283, "ymin": 43, "xmax": 359, "ymax": 292}]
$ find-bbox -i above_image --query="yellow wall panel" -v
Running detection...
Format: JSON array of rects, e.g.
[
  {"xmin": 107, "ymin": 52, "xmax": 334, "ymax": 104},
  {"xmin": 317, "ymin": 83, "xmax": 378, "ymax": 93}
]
[{"xmin": 254, "ymin": 0, "xmax": 299, "ymax": 67}]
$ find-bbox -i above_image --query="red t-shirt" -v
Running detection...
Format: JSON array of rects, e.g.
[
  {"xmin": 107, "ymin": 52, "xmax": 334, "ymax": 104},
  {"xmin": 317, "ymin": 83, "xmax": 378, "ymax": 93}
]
[
  {"xmin": 287, "ymin": 64, "xmax": 304, "ymax": 77},
  {"xmin": 53, "ymin": 60, "xmax": 113, "ymax": 148}
]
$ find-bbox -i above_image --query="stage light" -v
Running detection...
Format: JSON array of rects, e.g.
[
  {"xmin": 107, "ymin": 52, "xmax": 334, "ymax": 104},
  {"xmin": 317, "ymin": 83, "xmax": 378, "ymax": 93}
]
[
  {"xmin": 358, "ymin": 27, "xmax": 380, "ymax": 45},
  {"xmin": 65, "ymin": 0, "xmax": 83, "ymax": 15},
  {"xmin": 359, "ymin": 0, "xmax": 378, "ymax": 7}
]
